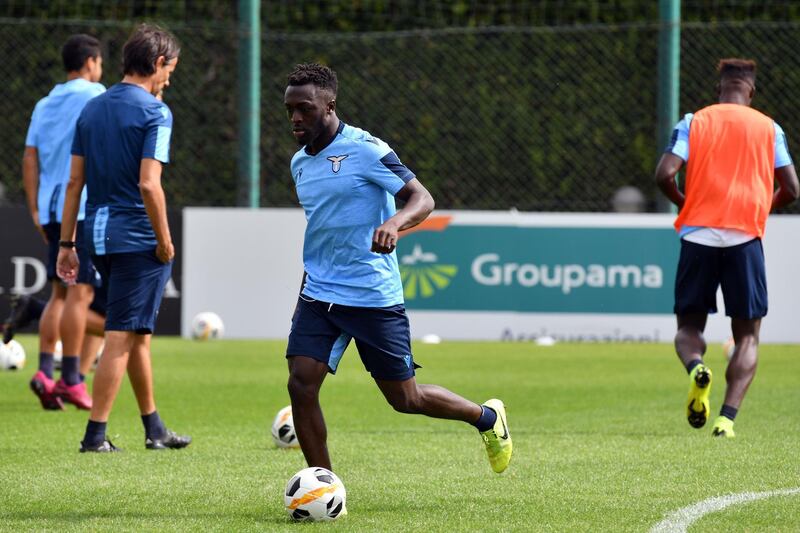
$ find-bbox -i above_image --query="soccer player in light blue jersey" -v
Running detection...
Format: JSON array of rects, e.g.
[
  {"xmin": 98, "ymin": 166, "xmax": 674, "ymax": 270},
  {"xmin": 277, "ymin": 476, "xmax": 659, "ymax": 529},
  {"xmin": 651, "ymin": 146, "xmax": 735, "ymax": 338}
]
[
  {"xmin": 23, "ymin": 34, "xmax": 107, "ymax": 411},
  {"xmin": 57, "ymin": 24, "xmax": 190, "ymax": 453},
  {"xmin": 284, "ymin": 64, "xmax": 512, "ymax": 474}
]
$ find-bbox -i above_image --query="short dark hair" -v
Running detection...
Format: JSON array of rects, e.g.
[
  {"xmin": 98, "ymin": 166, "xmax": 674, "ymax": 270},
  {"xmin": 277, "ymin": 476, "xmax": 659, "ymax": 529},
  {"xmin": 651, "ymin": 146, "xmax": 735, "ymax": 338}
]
[
  {"xmin": 287, "ymin": 63, "xmax": 338, "ymax": 96},
  {"xmin": 123, "ymin": 24, "xmax": 180, "ymax": 76},
  {"xmin": 718, "ymin": 58, "xmax": 757, "ymax": 85},
  {"xmin": 62, "ymin": 34, "xmax": 101, "ymax": 72}
]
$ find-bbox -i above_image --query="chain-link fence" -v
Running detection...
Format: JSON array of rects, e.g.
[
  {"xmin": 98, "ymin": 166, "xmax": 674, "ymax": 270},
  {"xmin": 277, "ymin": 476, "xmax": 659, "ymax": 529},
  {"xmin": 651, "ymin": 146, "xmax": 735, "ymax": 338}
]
[
  {"xmin": 0, "ymin": 19, "xmax": 239, "ymax": 209},
  {"xmin": 2, "ymin": 16, "xmax": 800, "ymax": 212},
  {"xmin": 262, "ymin": 25, "xmax": 660, "ymax": 211}
]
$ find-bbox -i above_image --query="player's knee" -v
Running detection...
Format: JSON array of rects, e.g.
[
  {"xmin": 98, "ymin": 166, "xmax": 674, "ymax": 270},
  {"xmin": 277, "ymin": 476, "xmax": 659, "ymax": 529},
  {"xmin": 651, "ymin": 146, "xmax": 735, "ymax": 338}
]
[{"xmin": 287, "ymin": 374, "xmax": 319, "ymax": 404}]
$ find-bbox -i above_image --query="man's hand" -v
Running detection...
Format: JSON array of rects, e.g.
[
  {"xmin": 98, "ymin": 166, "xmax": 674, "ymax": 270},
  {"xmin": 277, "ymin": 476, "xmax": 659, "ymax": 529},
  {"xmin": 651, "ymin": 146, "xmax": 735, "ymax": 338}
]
[
  {"xmin": 371, "ymin": 220, "xmax": 400, "ymax": 254},
  {"xmin": 56, "ymin": 248, "xmax": 79, "ymax": 285},
  {"xmin": 156, "ymin": 242, "xmax": 175, "ymax": 264}
]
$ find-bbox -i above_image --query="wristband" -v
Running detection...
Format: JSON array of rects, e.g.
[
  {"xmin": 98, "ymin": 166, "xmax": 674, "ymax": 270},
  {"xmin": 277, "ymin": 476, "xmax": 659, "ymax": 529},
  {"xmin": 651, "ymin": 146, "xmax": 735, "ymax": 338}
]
[{"xmin": 59, "ymin": 240, "xmax": 76, "ymax": 249}]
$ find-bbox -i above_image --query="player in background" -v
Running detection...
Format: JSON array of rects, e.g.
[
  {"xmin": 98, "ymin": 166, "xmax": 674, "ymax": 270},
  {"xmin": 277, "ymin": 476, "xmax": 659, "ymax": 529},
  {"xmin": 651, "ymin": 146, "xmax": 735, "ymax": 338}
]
[
  {"xmin": 283, "ymin": 63, "xmax": 512, "ymax": 473},
  {"xmin": 23, "ymin": 34, "xmax": 107, "ymax": 410},
  {"xmin": 57, "ymin": 24, "xmax": 190, "ymax": 452},
  {"xmin": 3, "ymin": 295, "xmax": 45, "ymax": 344},
  {"xmin": 2, "ymin": 294, "xmax": 105, "ymax": 378},
  {"xmin": 655, "ymin": 58, "xmax": 799, "ymax": 437}
]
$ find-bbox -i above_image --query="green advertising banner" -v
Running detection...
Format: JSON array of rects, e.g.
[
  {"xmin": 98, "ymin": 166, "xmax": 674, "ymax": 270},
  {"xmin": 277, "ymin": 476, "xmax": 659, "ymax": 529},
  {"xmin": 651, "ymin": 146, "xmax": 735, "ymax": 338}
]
[{"xmin": 397, "ymin": 221, "xmax": 679, "ymax": 314}]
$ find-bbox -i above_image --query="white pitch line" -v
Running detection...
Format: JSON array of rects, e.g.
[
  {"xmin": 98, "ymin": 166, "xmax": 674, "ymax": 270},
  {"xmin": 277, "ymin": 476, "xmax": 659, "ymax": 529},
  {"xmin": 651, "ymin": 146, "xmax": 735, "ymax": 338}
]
[{"xmin": 650, "ymin": 487, "xmax": 800, "ymax": 533}]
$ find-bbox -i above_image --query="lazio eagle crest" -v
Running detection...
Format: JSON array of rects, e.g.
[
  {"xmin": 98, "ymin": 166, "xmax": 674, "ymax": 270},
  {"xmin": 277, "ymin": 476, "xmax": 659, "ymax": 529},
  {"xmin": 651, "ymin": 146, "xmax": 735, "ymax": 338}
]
[{"xmin": 327, "ymin": 155, "xmax": 349, "ymax": 173}]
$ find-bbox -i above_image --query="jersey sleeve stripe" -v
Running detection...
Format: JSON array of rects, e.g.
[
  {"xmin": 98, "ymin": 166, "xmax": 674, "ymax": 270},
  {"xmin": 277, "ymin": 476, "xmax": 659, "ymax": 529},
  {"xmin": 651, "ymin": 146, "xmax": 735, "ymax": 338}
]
[
  {"xmin": 154, "ymin": 126, "xmax": 171, "ymax": 163},
  {"xmin": 92, "ymin": 206, "xmax": 109, "ymax": 255},
  {"xmin": 379, "ymin": 151, "xmax": 415, "ymax": 183}
]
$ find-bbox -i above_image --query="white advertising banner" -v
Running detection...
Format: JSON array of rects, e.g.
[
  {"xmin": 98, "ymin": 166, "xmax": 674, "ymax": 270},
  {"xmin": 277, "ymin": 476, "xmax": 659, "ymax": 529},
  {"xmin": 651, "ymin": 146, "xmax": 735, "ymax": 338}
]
[
  {"xmin": 182, "ymin": 208, "xmax": 306, "ymax": 339},
  {"xmin": 182, "ymin": 209, "xmax": 800, "ymax": 343}
]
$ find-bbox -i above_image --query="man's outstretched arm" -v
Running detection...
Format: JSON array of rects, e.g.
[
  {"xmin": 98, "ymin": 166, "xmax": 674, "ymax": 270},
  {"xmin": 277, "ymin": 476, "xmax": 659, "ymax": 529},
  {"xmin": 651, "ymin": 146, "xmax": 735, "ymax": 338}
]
[{"xmin": 371, "ymin": 178, "xmax": 434, "ymax": 254}]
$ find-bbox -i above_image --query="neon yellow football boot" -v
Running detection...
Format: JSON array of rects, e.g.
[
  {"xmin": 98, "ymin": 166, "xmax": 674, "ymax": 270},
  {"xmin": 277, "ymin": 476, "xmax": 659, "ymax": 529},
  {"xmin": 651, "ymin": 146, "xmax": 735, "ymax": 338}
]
[
  {"xmin": 480, "ymin": 399, "xmax": 512, "ymax": 473},
  {"xmin": 687, "ymin": 364, "xmax": 712, "ymax": 428},
  {"xmin": 711, "ymin": 416, "xmax": 735, "ymax": 438}
]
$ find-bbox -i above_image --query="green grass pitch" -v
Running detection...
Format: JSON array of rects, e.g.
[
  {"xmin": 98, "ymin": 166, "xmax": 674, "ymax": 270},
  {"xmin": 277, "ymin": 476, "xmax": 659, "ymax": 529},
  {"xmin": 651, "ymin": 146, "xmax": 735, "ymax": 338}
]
[{"xmin": 1, "ymin": 335, "xmax": 798, "ymax": 532}]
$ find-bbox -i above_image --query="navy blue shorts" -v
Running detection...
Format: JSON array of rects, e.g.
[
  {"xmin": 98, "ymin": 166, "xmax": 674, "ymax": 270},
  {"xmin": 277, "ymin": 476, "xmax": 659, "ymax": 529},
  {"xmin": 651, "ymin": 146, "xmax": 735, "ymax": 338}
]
[
  {"xmin": 44, "ymin": 222, "xmax": 99, "ymax": 285},
  {"xmin": 674, "ymin": 238, "xmax": 767, "ymax": 319},
  {"xmin": 286, "ymin": 295, "xmax": 420, "ymax": 381},
  {"xmin": 91, "ymin": 250, "xmax": 172, "ymax": 334},
  {"xmin": 88, "ymin": 277, "xmax": 108, "ymax": 317}
]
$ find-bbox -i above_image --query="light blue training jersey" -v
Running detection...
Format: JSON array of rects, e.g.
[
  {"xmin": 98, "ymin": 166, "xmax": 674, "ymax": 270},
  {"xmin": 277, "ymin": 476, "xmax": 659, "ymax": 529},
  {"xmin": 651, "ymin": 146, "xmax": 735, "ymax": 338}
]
[
  {"xmin": 25, "ymin": 78, "xmax": 106, "ymax": 225},
  {"xmin": 291, "ymin": 122, "xmax": 416, "ymax": 307}
]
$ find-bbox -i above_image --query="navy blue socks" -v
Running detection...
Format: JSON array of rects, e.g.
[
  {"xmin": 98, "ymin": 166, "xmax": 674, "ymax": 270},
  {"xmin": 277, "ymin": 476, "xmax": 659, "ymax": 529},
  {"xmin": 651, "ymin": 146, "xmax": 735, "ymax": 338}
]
[
  {"xmin": 61, "ymin": 355, "xmax": 80, "ymax": 385},
  {"xmin": 142, "ymin": 411, "xmax": 167, "ymax": 440},
  {"xmin": 720, "ymin": 404, "xmax": 738, "ymax": 421},
  {"xmin": 685, "ymin": 358, "xmax": 703, "ymax": 375},
  {"xmin": 474, "ymin": 405, "xmax": 497, "ymax": 432},
  {"xmin": 38, "ymin": 352, "xmax": 54, "ymax": 379},
  {"xmin": 83, "ymin": 420, "xmax": 107, "ymax": 447}
]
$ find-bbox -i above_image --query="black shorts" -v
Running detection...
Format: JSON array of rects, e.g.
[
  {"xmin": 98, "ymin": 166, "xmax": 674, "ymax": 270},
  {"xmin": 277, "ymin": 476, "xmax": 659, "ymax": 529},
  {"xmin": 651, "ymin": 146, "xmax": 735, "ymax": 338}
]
[
  {"xmin": 286, "ymin": 295, "xmax": 420, "ymax": 381},
  {"xmin": 674, "ymin": 238, "xmax": 767, "ymax": 319}
]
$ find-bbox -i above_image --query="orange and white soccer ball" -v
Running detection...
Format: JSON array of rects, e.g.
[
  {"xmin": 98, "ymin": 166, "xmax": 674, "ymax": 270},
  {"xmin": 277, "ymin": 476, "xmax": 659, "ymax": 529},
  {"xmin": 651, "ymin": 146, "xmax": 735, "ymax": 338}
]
[
  {"xmin": 190, "ymin": 312, "xmax": 224, "ymax": 340},
  {"xmin": 284, "ymin": 467, "xmax": 346, "ymax": 521},
  {"xmin": 722, "ymin": 337, "xmax": 735, "ymax": 361},
  {"xmin": 271, "ymin": 405, "xmax": 300, "ymax": 449}
]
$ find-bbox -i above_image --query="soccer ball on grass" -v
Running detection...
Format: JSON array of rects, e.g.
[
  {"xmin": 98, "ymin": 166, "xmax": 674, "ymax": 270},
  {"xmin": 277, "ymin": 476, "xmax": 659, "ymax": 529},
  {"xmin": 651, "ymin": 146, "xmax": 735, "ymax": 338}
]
[
  {"xmin": 191, "ymin": 312, "xmax": 224, "ymax": 340},
  {"xmin": 271, "ymin": 405, "xmax": 300, "ymax": 448},
  {"xmin": 722, "ymin": 337, "xmax": 735, "ymax": 361},
  {"xmin": 0, "ymin": 340, "xmax": 26, "ymax": 370},
  {"xmin": 284, "ymin": 467, "xmax": 346, "ymax": 521},
  {"xmin": 54, "ymin": 340, "xmax": 63, "ymax": 370}
]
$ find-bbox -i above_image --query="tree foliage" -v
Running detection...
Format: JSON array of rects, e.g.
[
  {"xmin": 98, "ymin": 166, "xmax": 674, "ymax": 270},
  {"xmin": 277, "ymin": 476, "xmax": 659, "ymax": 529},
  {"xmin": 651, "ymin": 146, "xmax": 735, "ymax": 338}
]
[{"xmin": 2, "ymin": 1, "xmax": 799, "ymax": 212}]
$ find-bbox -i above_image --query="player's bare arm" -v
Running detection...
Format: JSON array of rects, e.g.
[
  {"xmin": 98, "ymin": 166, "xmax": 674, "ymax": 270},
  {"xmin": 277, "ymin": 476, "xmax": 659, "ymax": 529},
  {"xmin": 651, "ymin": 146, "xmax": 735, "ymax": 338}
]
[
  {"xmin": 654, "ymin": 152, "xmax": 686, "ymax": 208},
  {"xmin": 56, "ymin": 155, "xmax": 85, "ymax": 284},
  {"xmin": 140, "ymin": 158, "xmax": 174, "ymax": 264},
  {"xmin": 371, "ymin": 178, "xmax": 434, "ymax": 254},
  {"xmin": 22, "ymin": 146, "xmax": 46, "ymax": 242},
  {"xmin": 772, "ymin": 164, "xmax": 800, "ymax": 211}
]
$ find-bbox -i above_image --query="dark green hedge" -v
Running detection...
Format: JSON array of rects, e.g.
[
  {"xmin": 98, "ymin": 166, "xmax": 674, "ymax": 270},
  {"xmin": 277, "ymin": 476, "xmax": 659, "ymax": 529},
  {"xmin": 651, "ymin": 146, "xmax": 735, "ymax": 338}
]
[{"xmin": 2, "ymin": 1, "xmax": 799, "ymax": 212}]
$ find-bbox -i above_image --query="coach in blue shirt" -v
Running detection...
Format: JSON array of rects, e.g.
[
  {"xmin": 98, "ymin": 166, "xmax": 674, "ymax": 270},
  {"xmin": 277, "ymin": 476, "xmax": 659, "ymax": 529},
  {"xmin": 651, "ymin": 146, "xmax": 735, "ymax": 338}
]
[{"xmin": 57, "ymin": 24, "xmax": 190, "ymax": 453}]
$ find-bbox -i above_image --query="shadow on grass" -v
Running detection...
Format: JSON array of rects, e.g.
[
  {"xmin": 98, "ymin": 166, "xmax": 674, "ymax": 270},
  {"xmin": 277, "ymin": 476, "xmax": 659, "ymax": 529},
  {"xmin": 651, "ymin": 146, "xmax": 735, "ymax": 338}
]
[
  {"xmin": 0, "ymin": 509, "xmax": 275, "ymax": 522},
  {"xmin": 1, "ymin": 502, "xmax": 427, "ymax": 527},
  {"xmin": 0, "ymin": 511, "xmax": 343, "ymax": 530}
]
